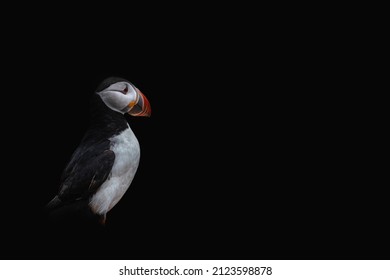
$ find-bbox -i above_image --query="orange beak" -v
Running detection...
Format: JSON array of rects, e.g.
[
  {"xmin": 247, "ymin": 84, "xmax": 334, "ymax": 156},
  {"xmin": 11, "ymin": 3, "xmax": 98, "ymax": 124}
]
[{"xmin": 128, "ymin": 88, "xmax": 151, "ymax": 117}]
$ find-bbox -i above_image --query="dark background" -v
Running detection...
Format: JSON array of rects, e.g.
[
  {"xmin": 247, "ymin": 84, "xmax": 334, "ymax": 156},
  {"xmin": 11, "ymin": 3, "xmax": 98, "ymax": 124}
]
[{"xmin": 1, "ymin": 6, "xmax": 387, "ymax": 260}]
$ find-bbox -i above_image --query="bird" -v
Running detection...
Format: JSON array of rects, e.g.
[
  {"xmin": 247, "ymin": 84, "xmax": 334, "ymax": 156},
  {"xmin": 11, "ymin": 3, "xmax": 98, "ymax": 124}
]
[{"xmin": 46, "ymin": 77, "xmax": 151, "ymax": 226}]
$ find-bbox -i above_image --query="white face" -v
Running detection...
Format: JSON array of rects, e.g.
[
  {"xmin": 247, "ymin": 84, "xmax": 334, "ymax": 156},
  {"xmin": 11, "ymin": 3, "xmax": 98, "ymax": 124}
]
[{"xmin": 96, "ymin": 81, "xmax": 139, "ymax": 114}]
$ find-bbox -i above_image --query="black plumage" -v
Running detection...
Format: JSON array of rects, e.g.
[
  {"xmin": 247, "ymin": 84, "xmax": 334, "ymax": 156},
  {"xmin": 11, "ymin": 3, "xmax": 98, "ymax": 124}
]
[{"xmin": 46, "ymin": 77, "xmax": 136, "ymax": 225}]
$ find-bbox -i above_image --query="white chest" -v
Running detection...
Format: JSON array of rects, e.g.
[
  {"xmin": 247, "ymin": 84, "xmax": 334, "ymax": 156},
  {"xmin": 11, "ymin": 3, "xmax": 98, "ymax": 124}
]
[{"xmin": 89, "ymin": 126, "xmax": 140, "ymax": 215}]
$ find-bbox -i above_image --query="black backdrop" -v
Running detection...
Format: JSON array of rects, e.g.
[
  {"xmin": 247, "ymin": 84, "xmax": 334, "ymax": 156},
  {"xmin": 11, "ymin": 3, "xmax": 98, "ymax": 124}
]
[{"xmin": 0, "ymin": 7, "xmax": 387, "ymax": 260}]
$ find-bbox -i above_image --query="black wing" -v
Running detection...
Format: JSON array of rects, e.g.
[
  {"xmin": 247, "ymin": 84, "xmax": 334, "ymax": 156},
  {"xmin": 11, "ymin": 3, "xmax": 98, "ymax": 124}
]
[{"xmin": 55, "ymin": 140, "xmax": 115, "ymax": 204}]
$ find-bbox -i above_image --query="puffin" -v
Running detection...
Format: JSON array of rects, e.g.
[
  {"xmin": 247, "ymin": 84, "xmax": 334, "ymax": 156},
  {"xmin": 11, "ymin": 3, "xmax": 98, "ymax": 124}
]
[{"xmin": 46, "ymin": 77, "xmax": 151, "ymax": 225}]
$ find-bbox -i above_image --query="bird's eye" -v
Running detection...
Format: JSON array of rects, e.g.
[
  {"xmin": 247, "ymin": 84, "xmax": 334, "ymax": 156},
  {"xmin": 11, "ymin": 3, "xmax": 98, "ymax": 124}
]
[{"xmin": 122, "ymin": 85, "xmax": 128, "ymax": 94}]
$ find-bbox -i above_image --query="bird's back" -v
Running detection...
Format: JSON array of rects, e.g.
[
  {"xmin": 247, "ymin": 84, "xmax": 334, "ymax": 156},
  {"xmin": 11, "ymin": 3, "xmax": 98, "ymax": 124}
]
[{"xmin": 46, "ymin": 78, "xmax": 150, "ymax": 226}]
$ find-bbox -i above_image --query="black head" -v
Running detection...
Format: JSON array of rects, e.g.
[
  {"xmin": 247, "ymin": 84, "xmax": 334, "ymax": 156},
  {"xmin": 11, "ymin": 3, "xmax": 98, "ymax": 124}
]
[
  {"xmin": 94, "ymin": 77, "xmax": 151, "ymax": 117},
  {"xmin": 95, "ymin": 77, "xmax": 131, "ymax": 92}
]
